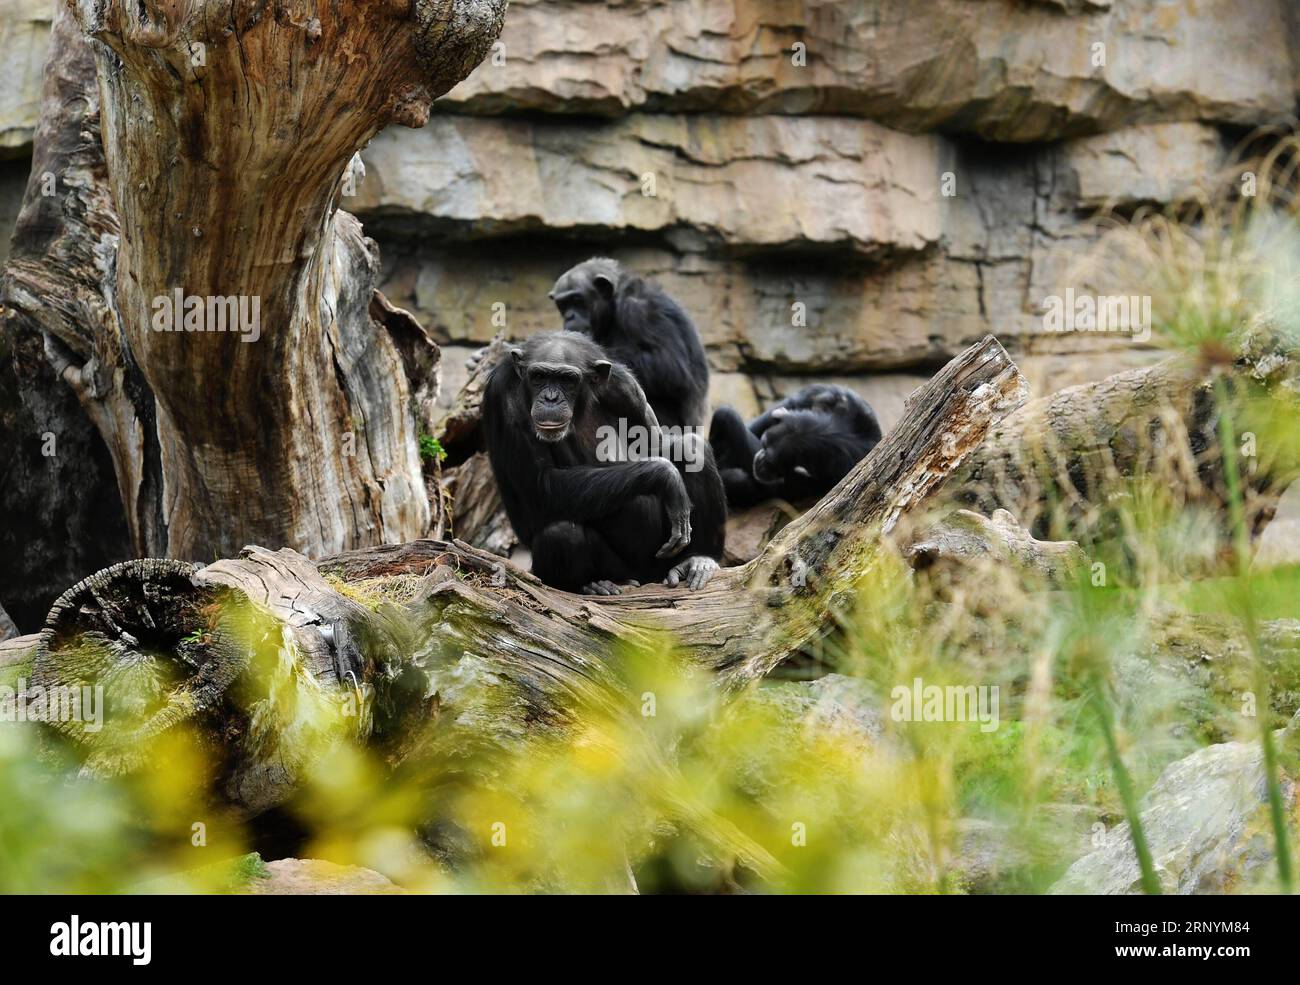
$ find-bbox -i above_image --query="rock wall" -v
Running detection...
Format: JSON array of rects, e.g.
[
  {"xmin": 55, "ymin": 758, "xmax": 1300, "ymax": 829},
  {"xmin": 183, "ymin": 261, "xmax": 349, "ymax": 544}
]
[
  {"xmin": 0, "ymin": 0, "xmax": 52, "ymax": 268},
  {"xmin": 343, "ymin": 0, "xmax": 1298, "ymax": 430},
  {"xmin": 2, "ymin": 0, "xmax": 1298, "ymax": 429},
  {"xmin": 0, "ymin": 0, "xmax": 49, "ymax": 160}
]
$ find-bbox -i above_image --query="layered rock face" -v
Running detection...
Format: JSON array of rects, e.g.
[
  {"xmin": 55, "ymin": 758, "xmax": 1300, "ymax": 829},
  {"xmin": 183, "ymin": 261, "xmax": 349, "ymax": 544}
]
[
  {"xmin": 437, "ymin": 0, "xmax": 1294, "ymax": 137},
  {"xmin": 0, "ymin": 0, "xmax": 48, "ymax": 160},
  {"xmin": 0, "ymin": 0, "xmax": 51, "ymax": 268},
  {"xmin": 343, "ymin": 0, "xmax": 1300, "ymax": 430},
  {"xmin": 2, "ymin": 0, "xmax": 1297, "ymax": 428}
]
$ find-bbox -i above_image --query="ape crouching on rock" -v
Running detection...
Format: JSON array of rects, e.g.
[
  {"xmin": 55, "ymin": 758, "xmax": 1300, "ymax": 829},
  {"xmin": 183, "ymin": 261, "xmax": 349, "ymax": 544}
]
[
  {"xmin": 550, "ymin": 258, "xmax": 710, "ymax": 429},
  {"xmin": 710, "ymin": 384, "xmax": 883, "ymax": 509},
  {"xmin": 483, "ymin": 331, "xmax": 726, "ymax": 595}
]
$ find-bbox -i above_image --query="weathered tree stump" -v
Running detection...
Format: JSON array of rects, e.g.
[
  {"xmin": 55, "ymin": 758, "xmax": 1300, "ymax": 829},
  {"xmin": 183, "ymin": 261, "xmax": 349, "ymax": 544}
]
[{"xmin": 1, "ymin": 0, "xmax": 506, "ymax": 586}]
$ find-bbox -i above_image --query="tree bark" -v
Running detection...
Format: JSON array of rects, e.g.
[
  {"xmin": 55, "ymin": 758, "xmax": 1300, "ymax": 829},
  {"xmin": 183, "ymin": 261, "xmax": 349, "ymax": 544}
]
[
  {"xmin": 906, "ymin": 507, "xmax": 1088, "ymax": 588},
  {"xmin": 955, "ymin": 322, "xmax": 1300, "ymax": 543},
  {"xmin": 430, "ymin": 335, "xmax": 516, "ymax": 551},
  {"xmin": 25, "ymin": 336, "xmax": 1027, "ymax": 814},
  {"xmin": 0, "ymin": 1, "xmax": 505, "ymax": 621},
  {"xmin": 0, "ymin": 4, "xmax": 134, "ymax": 630}
]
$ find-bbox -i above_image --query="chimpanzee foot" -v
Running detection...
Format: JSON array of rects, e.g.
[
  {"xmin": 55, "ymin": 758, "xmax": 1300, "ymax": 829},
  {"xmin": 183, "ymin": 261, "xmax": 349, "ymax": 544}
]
[
  {"xmin": 581, "ymin": 580, "xmax": 640, "ymax": 596},
  {"xmin": 664, "ymin": 556, "xmax": 719, "ymax": 591}
]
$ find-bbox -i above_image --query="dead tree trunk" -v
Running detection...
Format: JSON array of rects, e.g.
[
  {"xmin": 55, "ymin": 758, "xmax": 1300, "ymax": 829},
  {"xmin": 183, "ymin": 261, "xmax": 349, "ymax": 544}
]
[
  {"xmin": 955, "ymin": 322, "xmax": 1300, "ymax": 543},
  {"xmin": 24, "ymin": 336, "xmax": 1027, "ymax": 814},
  {"xmin": 0, "ymin": 4, "xmax": 135, "ymax": 630},
  {"xmin": 1, "ymin": 1, "xmax": 503, "ymax": 605}
]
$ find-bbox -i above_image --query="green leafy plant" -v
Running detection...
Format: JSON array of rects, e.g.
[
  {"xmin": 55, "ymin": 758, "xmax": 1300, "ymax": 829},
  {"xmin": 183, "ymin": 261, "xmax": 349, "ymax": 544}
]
[{"xmin": 418, "ymin": 432, "xmax": 447, "ymax": 464}]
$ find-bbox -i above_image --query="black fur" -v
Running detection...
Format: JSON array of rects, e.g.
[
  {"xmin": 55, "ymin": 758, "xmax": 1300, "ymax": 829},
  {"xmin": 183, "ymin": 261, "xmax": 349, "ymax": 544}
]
[
  {"xmin": 483, "ymin": 331, "xmax": 726, "ymax": 594},
  {"xmin": 709, "ymin": 383, "xmax": 883, "ymax": 509},
  {"xmin": 550, "ymin": 257, "xmax": 709, "ymax": 430}
]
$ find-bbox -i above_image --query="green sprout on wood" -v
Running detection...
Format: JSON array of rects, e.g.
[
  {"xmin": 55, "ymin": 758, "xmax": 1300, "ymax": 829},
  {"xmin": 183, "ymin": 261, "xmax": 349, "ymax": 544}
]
[{"xmin": 419, "ymin": 433, "xmax": 447, "ymax": 464}]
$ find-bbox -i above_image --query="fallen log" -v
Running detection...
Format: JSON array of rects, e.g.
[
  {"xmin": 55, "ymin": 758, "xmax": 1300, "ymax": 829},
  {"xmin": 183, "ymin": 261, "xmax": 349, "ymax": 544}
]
[
  {"xmin": 956, "ymin": 320, "xmax": 1300, "ymax": 543},
  {"xmin": 26, "ymin": 335, "xmax": 1026, "ymax": 814},
  {"xmin": 905, "ymin": 507, "xmax": 1089, "ymax": 600}
]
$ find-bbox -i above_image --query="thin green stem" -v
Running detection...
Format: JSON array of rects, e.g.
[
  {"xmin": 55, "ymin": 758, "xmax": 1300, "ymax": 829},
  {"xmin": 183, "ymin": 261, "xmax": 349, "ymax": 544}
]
[
  {"xmin": 1215, "ymin": 375, "xmax": 1293, "ymax": 893},
  {"xmin": 1090, "ymin": 671, "xmax": 1161, "ymax": 895}
]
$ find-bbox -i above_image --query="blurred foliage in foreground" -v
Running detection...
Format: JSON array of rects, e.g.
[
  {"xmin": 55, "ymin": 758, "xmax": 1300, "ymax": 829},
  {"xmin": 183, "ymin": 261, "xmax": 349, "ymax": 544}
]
[{"xmin": 2, "ymin": 136, "xmax": 1300, "ymax": 895}]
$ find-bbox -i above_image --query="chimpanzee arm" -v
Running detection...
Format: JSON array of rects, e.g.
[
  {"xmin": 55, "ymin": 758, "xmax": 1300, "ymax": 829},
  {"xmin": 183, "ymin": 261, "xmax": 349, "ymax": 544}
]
[
  {"xmin": 481, "ymin": 362, "xmax": 557, "ymax": 545},
  {"xmin": 708, "ymin": 405, "xmax": 762, "ymax": 471},
  {"xmin": 753, "ymin": 384, "xmax": 855, "ymax": 436},
  {"xmin": 484, "ymin": 351, "xmax": 694, "ymax": 559},
  {"xmin": 541, "ymin": 458, "xmax": 684, "ymax": 513},
  {"xmin": 590, "ymin": 364, "xmax": 706, "ymax": 557},
  {"xmin": 543, "ymin": 459, "xmax": 693, "ymax": 557},
  {"xmin": 719, "ymin": 466, "xmax": 768, "ymax": 509},
  {"xmin": 597, "ymin": 364, "xmax": 661, "ymax": 434},
  {"xmin": 754, "ymin": 386, "xmax": 837, "ymax": 435}
]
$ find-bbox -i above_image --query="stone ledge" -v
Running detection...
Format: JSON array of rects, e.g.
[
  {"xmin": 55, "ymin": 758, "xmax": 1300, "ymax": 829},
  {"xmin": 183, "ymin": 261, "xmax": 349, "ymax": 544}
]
[
  {"xmin": 354, "ymin": 114, "xmax": 944, "ymax": 255},
  {"xmin": 441, "ymin": 0, "xmax": 1296, "ymax": 141}
]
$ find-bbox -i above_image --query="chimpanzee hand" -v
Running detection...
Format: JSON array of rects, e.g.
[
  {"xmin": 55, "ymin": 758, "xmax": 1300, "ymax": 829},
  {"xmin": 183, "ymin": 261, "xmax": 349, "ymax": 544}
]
[
  {"xmin": 664, "ymin": 555, "xmax": 718, "ymax": 590},
  {"xmin": 582, "ymin": 580, "xmax": 640, "ymax": 596}
]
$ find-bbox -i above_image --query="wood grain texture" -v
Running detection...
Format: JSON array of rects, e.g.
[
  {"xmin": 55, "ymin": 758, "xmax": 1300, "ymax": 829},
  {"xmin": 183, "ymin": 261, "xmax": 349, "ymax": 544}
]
[{"xmin": 2, "ymin": 0, "xmax": 507, "ymax": 578}]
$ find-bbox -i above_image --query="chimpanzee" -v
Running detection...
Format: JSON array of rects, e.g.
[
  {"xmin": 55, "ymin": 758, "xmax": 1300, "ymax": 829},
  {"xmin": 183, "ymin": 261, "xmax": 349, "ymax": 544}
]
[
  {"xmin": 549, "ymin": 258, "xmax": 710, "ymax": 430},
  {"xmin": 483, "ymin": 331, "xmax": 726, "ymax": 595},
  {"xmin": 709, "ymin": 383, "xmax": 883, "ymax": 509}
]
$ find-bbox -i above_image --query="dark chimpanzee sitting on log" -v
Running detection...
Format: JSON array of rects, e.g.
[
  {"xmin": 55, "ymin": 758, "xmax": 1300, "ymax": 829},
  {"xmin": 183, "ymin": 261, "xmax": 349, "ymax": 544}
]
[
  {"xmin": 549, "ymin": 257, "xmax": 710, "ymax": 430},
  {"xmin": 483, "ymin": 331, "xmax": 726, "ymax": 595},
  {"xmin": 709, "ymin": 383, "xmax": 883, "ymax": 509}
]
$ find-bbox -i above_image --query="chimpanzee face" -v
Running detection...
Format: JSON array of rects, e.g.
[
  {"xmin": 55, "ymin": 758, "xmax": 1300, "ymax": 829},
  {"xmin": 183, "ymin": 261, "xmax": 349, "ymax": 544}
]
[
  {"xmin": 752, "ymin": 412, "xmax": 818, "ymax": 485},
  {"xmin": 550, "ymin": 261, "xmax": 617, "ymax": 337},
  {"xmin": 513, "ymin": 348, "xmax": 612, "ymax": 443}
]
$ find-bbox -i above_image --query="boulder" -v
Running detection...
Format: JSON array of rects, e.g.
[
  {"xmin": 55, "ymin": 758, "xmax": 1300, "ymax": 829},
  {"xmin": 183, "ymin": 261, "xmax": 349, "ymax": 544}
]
[
  {"xmin": 723, "ymin": 502, "xmax": 791, "ymax": 565},
  {"xmin": 707, "ymin": 371, "xmax": 762, "ymax": 422},
  {"xmin": 362, "ymin": 117, "xmax": 1201, "ymax": 388},
  {"xmin": 1254, "ymin": 480, "xmax": 1300, "ymax": 570},
  {"xmin": 1049, "ymin": 728, "xmax": 1297, "ymax": 894},
  {"xmin": 1056, "ymin": 123, "xmax": 1228, "ymax": 209}
]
